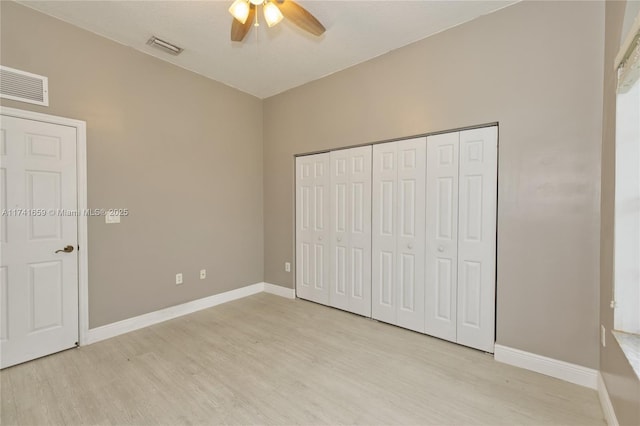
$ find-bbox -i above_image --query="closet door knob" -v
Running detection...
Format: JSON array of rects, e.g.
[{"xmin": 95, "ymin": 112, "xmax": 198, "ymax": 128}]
[
  {"xmin": 337, "ymin": 236, "xmax": 342, "ymax": 242},
  {"xmin": 407, "ymin": 243, "xmax": 413, "ymax": 249},
  {"xmin": 438, "ymin": 246, "xmax": 444, "ymax": 252},
  {"xmin": 318, "ymin": 236, "xmax": 323, "ymax": 241}
]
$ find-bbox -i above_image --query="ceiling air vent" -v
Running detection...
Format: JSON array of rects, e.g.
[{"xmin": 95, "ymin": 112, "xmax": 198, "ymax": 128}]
[
  {"xmin": 0, "ymin": 66, "xmax": 49, "ymax": 106},
  {"xmin": 146, "ymin": 36, "xmax": 184, "ymax": 56}
]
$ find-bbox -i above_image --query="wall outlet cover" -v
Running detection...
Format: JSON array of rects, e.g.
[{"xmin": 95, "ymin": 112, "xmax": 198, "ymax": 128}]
[{"xmin": 105, "ymin": 212, "xmax": 120, "ymax": 224}]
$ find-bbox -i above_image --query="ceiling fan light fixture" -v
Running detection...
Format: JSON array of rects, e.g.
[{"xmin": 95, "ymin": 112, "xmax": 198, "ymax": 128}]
[
  {"xmin": 249, "ymin": 0, "xmax": 263, "ymax": 5},
  {"xmin": 229, "ymin": 0, "xmax": 250, "ymax": 24},
  {"xmin": 263, "ymin": 1, "xmax": 283, "ymax": 27}
]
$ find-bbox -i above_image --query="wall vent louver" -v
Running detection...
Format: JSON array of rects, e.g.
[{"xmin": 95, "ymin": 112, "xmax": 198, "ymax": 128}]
[{"xmin": 0, "ymin": 66, "xmax": 49, "ymax": 106}]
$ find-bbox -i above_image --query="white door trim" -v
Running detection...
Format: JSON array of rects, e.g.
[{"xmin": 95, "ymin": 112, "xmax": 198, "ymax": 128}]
[{"xmin": 1, "ymin": 106, "xmax": 89, "ymax": 346}]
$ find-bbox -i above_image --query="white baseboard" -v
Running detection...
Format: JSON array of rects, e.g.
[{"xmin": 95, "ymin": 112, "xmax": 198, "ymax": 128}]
[
  {"xmin": 598, "ymin": 372, "xmax": 619, "ymax": 426},
  {"xmin": 494, "ymin": 344, "xmax": 598, "ymax": 389},
  {"xmin": 84, "ymin": 282, "xmax": 293, "ymax": 345},
  {"xmin": 263, "ymin": 282, "xmax": 295, "ymax": 299}
]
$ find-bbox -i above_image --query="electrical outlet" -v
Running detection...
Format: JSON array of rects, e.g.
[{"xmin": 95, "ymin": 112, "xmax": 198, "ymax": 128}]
[
  {"xmin": 285, "ymin": 262, "xmax": 291, "ymax": 272},
  {"xmin": 601, "ymin": 325, "xmax": 606, "ymax": 347},
  {"xmin": 176, "ymin": 273, "xmax": 183, "ymax": 285},
  {"xmin": 200, "ymin": 269, "xmax": 206, "ymax": 280}
]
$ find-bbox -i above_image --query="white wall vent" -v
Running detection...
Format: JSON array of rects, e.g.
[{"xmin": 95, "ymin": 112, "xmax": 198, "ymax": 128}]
[{"xmin": 0, "ymin": 66, "xmax": 49, "ymax": 106}]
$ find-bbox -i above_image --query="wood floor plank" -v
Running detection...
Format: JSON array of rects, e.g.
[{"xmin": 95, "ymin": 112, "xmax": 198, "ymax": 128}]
[{"xmin": 1, "ymin": 294, "xmax": 604, "ymax": 425}]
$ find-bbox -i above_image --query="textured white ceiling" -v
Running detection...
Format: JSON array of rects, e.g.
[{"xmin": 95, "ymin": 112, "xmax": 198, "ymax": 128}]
[{"xmin": 18, "ymin": 0, "xmax": 518, "ymax": 99}]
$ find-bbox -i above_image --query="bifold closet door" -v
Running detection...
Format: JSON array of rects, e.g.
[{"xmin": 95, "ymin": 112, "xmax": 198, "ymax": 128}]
[
  {"xmin": 329, "ymin": 146, "xmax": 372, "ymax": 317},
  {"xmin": 372, "ymin": 138, "xmax": 426, "ymax": 332},
  {"xmin": 425, "ymin": 132, "xmax": 459, "ymax": 342},
  {"xmin": 456, "ymin": 127, "xmax": 497, "ymax": 353},
  {"xmin": 426, "ymin": 126, "xmax": 497, "ymax": 352},
  {"xmin": 296, "ymin": 154, "xmax": 330, "ymax": 305}
]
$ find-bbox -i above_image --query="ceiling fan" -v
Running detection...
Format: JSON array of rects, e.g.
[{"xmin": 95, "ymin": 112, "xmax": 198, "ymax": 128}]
[{"xmin": 229, "ymin": 0, "xmax": 326, "ymax": 42}]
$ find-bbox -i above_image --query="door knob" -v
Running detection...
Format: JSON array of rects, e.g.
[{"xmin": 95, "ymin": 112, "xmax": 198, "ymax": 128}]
[
  {"xmin": 438, "ymin": 246, "xmax": 444, "ymax": 252},
  {"xmin": 55, "ymin": 245, "xmax": 75, "ymax": 254},
  {"xmin": 318, "ymin": 236, "xmax": 323, "ymax": 241},
  {"xmin": 407, "ymin": 243, "xmax": 413, "ymax": 249},
  {"xmin": 337, "ymin": 237, "xmax": 342, "ymax": 242}
]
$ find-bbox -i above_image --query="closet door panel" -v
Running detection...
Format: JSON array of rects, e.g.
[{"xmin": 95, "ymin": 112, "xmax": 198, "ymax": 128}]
[
  {"xmin": 330, "ymin": 150, "xmax": 350, "ymax": 311},
  {"xmin": 296, "ymin": 154, "xmax": 330, "ymax": 305},
  {"xmin": 348, "ymin": 147, "xmax": 372, "ymax": 316},
  {"xmin": 425, "ymin": 132, "xmax": 459, "ymax": 342},
  {"xmin": 457, "ymin": 127, "xmax": 497, "ymax": 353},
  {"xmin": 329, "ymin": 146, "xmax": 371, "ymax": 316},
  {"xmin": 395, "ymin": 138, "xmax": 426, "ymax": 332},
  {"xmin": 372, "ymin": 144, "xmax": 398, "ymax": 324}
]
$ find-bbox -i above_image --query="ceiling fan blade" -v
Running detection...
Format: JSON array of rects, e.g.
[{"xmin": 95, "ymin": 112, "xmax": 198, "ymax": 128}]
[
  {"xmin": 277, "ymin": 1, "xmax": 325, "ymax": 37},
  {"xmin": 231, "ymin": 5, "xmax": 256, "ymax": 42}
]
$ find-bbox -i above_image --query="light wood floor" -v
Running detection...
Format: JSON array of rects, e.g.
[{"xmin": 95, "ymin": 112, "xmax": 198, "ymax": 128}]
[{"xmin": 1, "ymin": 293, "xmax": 604, "ymax": 425}]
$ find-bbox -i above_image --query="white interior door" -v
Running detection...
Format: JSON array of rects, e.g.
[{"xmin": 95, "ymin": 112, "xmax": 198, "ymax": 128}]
[
  {"xmin": 296, "ymin": 153, "xmax": 330, "ymax": 305},
  {"xmin": 372, "ymin": 138, "xmax": 426, "ymax": 332},
  {"xmin": 456, "ymin": 127, "xmax": 497, "ymax": 353},
  {"xmin": 1, "ymin": 115, "xmax": 79, "ymax": 369},
  {"xmin": 329, "ymin": 146, "xmax": 371, "ymax": 316},
  {"xmin": 425, "ymin": 132, "xmax": 459, "ymax": 342}
]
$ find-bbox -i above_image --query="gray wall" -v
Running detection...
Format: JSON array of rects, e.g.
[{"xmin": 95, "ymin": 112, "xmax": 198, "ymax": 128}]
[
  {"xmin": 0, "ymin": 2, "xmax": 264, "ymax": 328},
  {"xmin": 263, "ymin": 1, "xmax": 605, "ymax": 369},
  {"xmin": 600, "ymin": 1, "xmax": 640, "ymax": 424}
]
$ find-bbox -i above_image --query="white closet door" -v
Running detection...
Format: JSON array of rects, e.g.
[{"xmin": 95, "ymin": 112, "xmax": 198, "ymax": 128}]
[
  {"xmin": 395, "ymin": 139, "xmax": 426, "ymax": 332},
  {"xmin": 329, "ymin": 146, "xmax": 372, "ymax": 316},
  {"xmin": 456, "ymin": 127, "xmax": 497, "ymax": 353},
  {"xmin": 296, "ymin": 154, "xmax": 330, "ymax": 305},
  {"xmin": 372, "ymin": 143, "xmax": 398, "ymax": 324},
  {"xmin": 372, "ymin": 138, "xmax": 426, "ymax": 332},
  {"xmin": 425, "ymin": 132, "xmax": 459, "ymax": 342}
]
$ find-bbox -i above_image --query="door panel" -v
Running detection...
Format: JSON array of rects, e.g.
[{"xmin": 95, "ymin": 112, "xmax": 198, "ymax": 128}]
[
  {"xmin": 296, "ymin": 153, "xmax": 330, "ymax": 304},
  {"xmin": 329, "ymin": 146, "xmax": 371, "ymax": 316},
  {"xmin": 29, "ymin": 261, "xmax": 63, "ymax": 332},
  {"xmin": 347, "ymin": 147, "xmax": 371, "ymax": 316},
  {"xmin": 1, "ymin": 115, "xmax": 78, "ymax": 369},
  {"xmin": 396, "ymin": 139, "xmax": 426, "ymax": 332},
  {"xmin": 426, "ymin": 132, "xmax": 459, "ymax": 342},
  {"xmin": 351, "ymin": 247, "xmax": 364, "ymax": 299},
  {"xmin": 27, "ymin": 171, "xmax": 62, "ymax": 240},
  {"xmin": 373, "ymin": 138, "xmax": 425, "ymax": 331},
  {"xmin": 456, "ymin": 127, "xmax": 497, "ymax": 353},
  {"xmin": 330, "ymin": 150, "xmax": 349, "ymax": 310},
  {"xmin": 379, "ymin": 251, "xmax": 394, "ymax": 307},
  {"xmin": 372, "ymin": 144, "xmax": 397, "ymax": 324}
]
